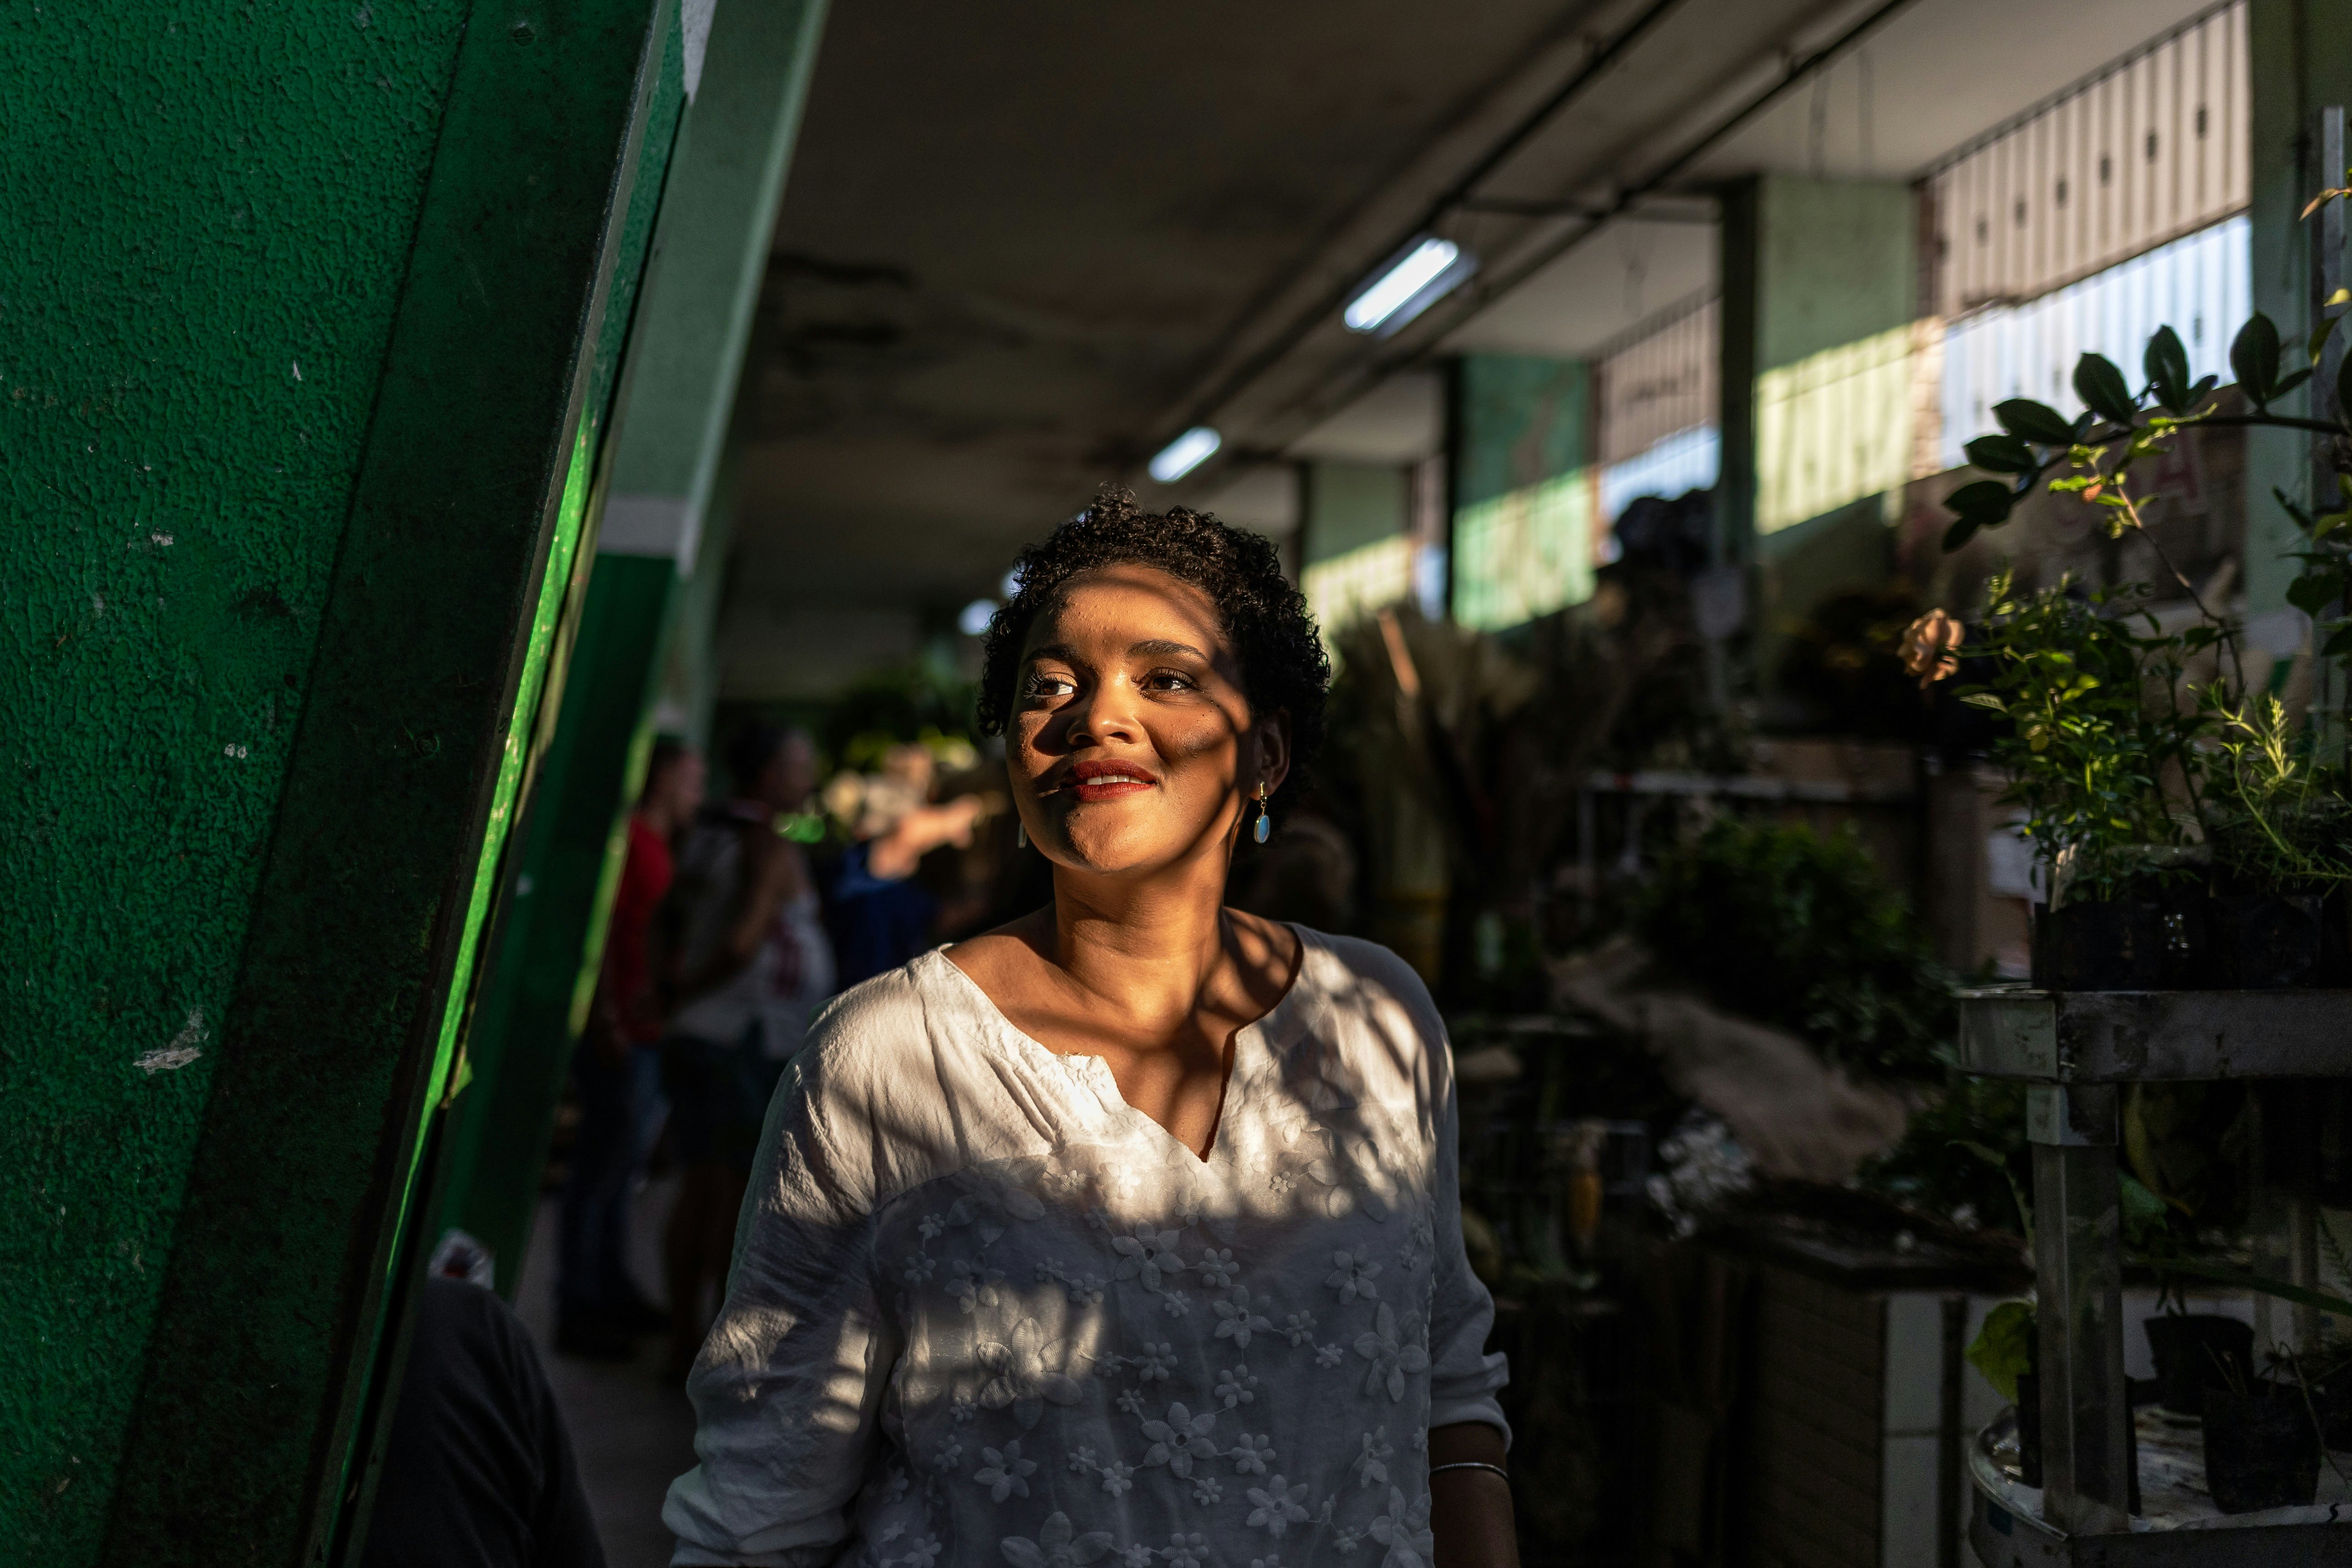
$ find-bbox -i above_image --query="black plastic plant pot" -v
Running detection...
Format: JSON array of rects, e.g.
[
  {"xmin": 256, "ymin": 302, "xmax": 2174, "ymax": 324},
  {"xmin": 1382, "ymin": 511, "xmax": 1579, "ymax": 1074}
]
[
  {"xmin": 2032, "ymin": 899, "xmax": 2163, "ymax": 990},
  {"xmin": 2211, "ymin": 893, "xmax": 2323, "ymax": 989},
  {"xmin": 2145, "ymin": 1314, "xmax": 2254, "ymax": 1417},
  {"xmin": 2202, "ymin": 1385, "xmax": 2320, "ymax": 1514}
]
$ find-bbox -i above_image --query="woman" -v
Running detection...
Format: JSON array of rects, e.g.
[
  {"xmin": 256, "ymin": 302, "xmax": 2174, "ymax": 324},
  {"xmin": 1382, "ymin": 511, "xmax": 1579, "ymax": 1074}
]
[{"xmin": 665, "ymin": 493, "xmax": 1516, "ymax": 1568}]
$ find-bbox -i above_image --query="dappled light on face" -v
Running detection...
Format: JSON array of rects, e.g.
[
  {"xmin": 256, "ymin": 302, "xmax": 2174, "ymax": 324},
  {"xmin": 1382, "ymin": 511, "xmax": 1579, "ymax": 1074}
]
[{"xmin": 1011, "ymin": 565, "xmax": 1263, "ymax": 872}]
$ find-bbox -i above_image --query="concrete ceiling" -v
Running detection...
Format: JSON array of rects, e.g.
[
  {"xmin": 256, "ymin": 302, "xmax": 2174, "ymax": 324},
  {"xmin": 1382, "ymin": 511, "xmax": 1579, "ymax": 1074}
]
[{"xmin": 719, "ymin": 0, "xmax": 2227, "ymax": 700}]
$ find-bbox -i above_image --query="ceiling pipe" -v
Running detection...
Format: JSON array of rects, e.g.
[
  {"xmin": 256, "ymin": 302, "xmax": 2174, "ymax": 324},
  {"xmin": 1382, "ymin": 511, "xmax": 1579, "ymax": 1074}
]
[
  {"xmin": 1264, "ymin": 0, "xmax": 1929, "ymax": 444},
  {"xmin": 1400, "ymin": 0, "xmax": 1925, "ymax": 358},
  {"xmin": 1156, "ymin": 0, "xmax": 1690, "ymax": 459}
]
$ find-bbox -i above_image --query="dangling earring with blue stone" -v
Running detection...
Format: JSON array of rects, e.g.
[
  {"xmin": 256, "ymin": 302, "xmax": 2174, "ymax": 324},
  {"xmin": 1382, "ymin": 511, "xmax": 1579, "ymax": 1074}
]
[
  {"xmin": 1015, "ymin": 817, "xmax": 1028, "ymax": 850},
  {"xmin": 1250, "ymin": 782, "xmax": 1272, "ymax": 845}
]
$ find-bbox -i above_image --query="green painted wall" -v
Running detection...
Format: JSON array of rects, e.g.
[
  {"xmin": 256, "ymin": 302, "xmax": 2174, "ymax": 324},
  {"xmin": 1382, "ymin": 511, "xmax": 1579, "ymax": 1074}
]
[
  {"xmin": 1718, "ymin": 174, "xmax": 1914, "ymax": 562},
  {"xmin": 2247, "ymin": 0, "xmax": 2352, "ymax": 618},
  {"xmin": 0, "ymin": 7, "xmax": 475, "ymax": 1556},
  {"xmin": 1448, "ymin": 354, "xmax": 1595, "ymax": 630},
  {"xmin": 437, "ymin": 552, "xmax": 678, "ymax": 1288},
  {"xmin": 661, "ymin": 447, "xmax": 742, "ymax": 744},
  {"xmin": 1452, "ymin": 355, "xmax": 1591, "ymax": 513},
  {"xmin": 1303, "ymin": 462, "xmax": 1411, "ymax": 566},
  {"xmin": 432, "ymin": 0, "xmax": 830, "ymax": 1292},
  {"xmin": 0, "ymin": 2, "xmax": 686, "ymax": 1559}
]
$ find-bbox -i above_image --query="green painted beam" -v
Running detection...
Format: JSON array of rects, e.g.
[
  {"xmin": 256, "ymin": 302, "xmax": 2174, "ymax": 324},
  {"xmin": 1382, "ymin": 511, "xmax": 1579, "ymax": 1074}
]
[
  {"xmin": 432, "ymin": 0, "xmax": 831, "ymax": 1296},
  {"xmin": 435, "ymin": 553, "xmax": 678, "ymax": 1289},
  {"xmin": 89, "ymin": 1, "xmax": 686, "ymax": 1559}
]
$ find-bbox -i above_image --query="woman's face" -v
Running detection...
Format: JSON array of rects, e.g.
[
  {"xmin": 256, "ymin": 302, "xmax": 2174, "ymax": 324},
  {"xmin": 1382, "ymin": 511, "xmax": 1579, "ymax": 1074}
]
[{"xmin": 1009, "ymin": 563, "xmax": 1286, "ymax": 879}]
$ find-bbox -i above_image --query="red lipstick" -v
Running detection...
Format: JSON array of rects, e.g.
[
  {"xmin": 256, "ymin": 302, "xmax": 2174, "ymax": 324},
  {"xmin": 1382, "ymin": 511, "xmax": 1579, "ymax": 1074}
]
[{"xmin": 1068, "ymin": 757, "xmax": 1159, "ymax": 802}]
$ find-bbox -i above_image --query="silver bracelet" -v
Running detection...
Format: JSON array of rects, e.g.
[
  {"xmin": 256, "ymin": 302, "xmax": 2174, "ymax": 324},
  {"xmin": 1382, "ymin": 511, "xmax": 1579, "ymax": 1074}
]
[{"xmin": 1427, "ymin": 1461, "xmax": 1511, "ymax": 1483}]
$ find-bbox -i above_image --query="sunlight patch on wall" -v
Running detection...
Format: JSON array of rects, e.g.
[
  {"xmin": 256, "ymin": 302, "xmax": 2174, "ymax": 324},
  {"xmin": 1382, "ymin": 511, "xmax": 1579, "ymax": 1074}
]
[
  {"xmin": 1304, "ymin": 534, "xmax": 1413, "ymax": 645},
  {"xmin": 1755, "ymin": 324, "xmax": 1914, "ymax": 536},
  {"xmin": 1452, "ymin": 470, "xmax": 1597, "ymax": 631}
]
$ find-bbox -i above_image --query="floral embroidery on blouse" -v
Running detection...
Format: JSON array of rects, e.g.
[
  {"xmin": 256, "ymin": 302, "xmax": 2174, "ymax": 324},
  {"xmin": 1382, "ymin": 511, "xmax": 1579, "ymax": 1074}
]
[
  {"xmin": 1000, "ymin": 1513, "xmax": 1113, "ymax": 1568},
  {"xmin": 662, "ymin": 934, "xmax": 1509, "ymax": 1568},
  {"xmin": 975, "ymin": 1441, "xmax": 1038, "ymax": 1502}
]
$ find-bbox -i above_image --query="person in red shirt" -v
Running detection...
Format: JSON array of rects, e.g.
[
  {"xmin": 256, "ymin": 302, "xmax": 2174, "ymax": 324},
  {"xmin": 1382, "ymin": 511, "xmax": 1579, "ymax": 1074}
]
[{"xmin": 556, "ymin": 737, "xmax": 704, "ymax": 1358}]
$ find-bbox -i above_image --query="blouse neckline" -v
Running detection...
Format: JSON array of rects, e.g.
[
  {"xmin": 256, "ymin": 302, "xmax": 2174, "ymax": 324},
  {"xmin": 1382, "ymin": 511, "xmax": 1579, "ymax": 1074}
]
[{"xmin": 918, "ymin": 924, "xmax": 1318, "ymax": 1165}]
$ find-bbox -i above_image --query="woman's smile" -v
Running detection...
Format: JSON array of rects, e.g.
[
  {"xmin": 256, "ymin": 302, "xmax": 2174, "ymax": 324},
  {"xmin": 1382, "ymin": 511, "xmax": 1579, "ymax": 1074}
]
[{"xmin": 1065, "ymin": 757, "xmax": 1161, "ymax": 802}]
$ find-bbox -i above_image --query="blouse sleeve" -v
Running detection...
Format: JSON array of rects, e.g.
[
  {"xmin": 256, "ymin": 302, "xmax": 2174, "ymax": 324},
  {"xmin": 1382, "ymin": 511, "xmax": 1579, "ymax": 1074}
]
[
  {"xmin": 1423, "ymin": 1030, "xmax": 1512, "ymax": 1444},
  {"xmin": 664, "ymin": 1044, "xmax": 899, "ymax": 1566}
]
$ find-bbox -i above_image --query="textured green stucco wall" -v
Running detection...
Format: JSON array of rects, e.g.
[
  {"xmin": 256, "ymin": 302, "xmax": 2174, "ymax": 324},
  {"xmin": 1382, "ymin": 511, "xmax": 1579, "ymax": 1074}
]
[{"xmin": 0, "ymin": 6, "xmax": 470, "ymax": 1555}]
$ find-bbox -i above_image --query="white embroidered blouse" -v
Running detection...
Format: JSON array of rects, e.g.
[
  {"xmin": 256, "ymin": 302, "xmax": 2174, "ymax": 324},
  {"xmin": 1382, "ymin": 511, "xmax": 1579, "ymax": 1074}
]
[{"xmin": 664, "ymin": 928, "xmax": 1509, "ymax": 1568}]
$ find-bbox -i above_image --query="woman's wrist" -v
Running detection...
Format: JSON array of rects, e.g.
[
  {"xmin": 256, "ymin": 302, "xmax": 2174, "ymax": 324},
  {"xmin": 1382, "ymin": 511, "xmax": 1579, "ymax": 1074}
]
[{"xmin": 1427, "ymin": 1460, "xmax": 1510, "ymax": 1483}]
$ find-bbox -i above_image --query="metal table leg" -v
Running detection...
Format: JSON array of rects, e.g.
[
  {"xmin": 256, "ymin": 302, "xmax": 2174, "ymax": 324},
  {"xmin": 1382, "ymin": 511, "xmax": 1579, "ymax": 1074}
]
[{"xmin": 2029, "ymin": 1082, "xmax": 2132, "ymax": 1536}]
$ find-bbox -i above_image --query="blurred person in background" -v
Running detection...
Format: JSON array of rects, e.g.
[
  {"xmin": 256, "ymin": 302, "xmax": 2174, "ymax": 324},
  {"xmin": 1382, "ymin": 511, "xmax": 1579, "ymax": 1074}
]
[
  {"xmin": 554, "ymin": 737, "xmax": 703, "ymax": 1359},
  {"xmin": 660, "ymin": 723, "xmax": 837, "ymax": 1375},
  {"xmin": 366, "ymin": 1274, "xmax": 606, "ymax": 1568},
  {"xmin": 823, "ymin": 741, "xmax": 992, "ymax": 987}
]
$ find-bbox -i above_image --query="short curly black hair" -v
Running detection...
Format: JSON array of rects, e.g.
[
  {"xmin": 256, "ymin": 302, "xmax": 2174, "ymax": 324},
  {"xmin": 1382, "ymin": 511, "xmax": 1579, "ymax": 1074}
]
[{"xmin": 976, "ymin": 487, "xmax": 1330, "ymax": 823}]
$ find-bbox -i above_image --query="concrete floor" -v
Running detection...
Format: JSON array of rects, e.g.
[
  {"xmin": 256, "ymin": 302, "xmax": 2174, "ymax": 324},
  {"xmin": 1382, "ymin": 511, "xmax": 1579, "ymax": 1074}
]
[{"xmin": 513, "ymin": 1179, "xmax": 698, "ymax": 1568}]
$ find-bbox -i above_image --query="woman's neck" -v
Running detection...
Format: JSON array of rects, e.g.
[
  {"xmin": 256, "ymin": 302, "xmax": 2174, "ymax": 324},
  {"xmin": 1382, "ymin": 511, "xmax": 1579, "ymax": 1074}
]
[{"xmin": 1033, "ymin": 849, "xmax": 1243, "ymax": 1031}]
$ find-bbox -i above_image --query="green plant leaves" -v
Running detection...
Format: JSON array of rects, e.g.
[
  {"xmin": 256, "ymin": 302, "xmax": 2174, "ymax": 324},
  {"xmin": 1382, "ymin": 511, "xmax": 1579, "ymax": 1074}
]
[
  {"xmin": 2309, "ymin": 304, "xmax": 2347, "ymax": 379},
  {"xmin": 2287, "ymin": 570, "xmax": 2344, "ymax": 614},
  {"xmin": 2232, "ymin": 311, "xmax": 2282, "ymax": 403},
  {"xmin": 1630, "ymin": 817, "xmax": 1955, "ymax": 1083},
  {"xmin": 1993, "ymin": 397, "xmax": 2077, "ymax": 445},
  {"xmin": 2075, "ymin": 352, "xmax": 2139, "ymax": 424},
  {"xmin": 1968, "ymin": 575, "xmax": 2210, "ymax": 894},
  {"xmin": 1942, "ymin": 478, "xmax": 2016, "ymax": 550},
  {"xmin": 1965, "ymin": 1301, "xmax": 2036, "ymax": 1405},
  {"xmin": 2134, "ymin": 1255, "xmax": 2352, "ymax": 1319},
  {"xmin": 1963, "ymin": 433, "xmax": 2037, "ymax": 474},
  {"xmin": 2118, "ymin": 1170, "xmax": 2172, "ymax": 1250},
  {"xmin": 2144, "ymin": 325, "xmax": 2193, "ymax": 412}
]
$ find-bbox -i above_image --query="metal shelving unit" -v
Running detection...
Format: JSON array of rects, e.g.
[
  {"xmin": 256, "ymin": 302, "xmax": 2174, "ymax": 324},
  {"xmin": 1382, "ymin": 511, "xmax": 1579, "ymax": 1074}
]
[{"xmin": 1955, "ymin": 984, "xmax": 2352, "ymax": 1566}]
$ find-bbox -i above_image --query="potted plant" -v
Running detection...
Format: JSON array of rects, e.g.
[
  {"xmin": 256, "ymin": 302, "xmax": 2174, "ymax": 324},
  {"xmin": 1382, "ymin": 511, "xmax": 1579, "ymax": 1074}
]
[
  {"xmin": 2202, "ymin": 1354, "xmax": 2323, "ymax": 1514},
  {"xmin": 2143, "ymin": 1299, "xmax": 2255, "ymax": 1419},
  {"xmin": 2200, "ymin": 691, "xmax": 2351, "ymax": 987},
  {"xmin": 1925, "ymin": 193, "xmax": 2352, "ymax": 987},
  {"xmin": 1910, "ymin": 570, "xmax": 2210, "ymax": 989}
]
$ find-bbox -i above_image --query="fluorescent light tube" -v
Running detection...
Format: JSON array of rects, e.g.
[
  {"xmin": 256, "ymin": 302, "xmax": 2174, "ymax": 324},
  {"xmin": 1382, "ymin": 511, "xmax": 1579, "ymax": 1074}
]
[
  {"xmin": 1148, "ymin": 426, "xmax": 1221, "ymax": 483},
  {"xmin": 1343, "ymin": 236, "xmax": 1477, "ymax": 337}
]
